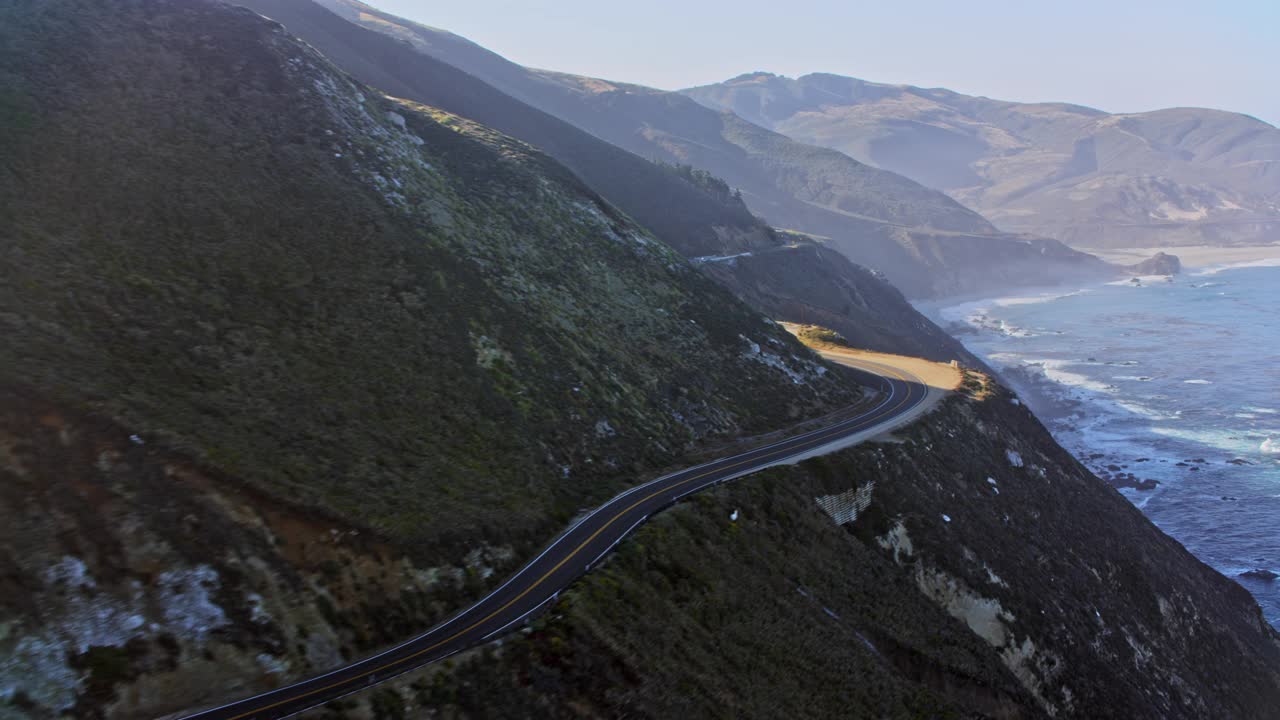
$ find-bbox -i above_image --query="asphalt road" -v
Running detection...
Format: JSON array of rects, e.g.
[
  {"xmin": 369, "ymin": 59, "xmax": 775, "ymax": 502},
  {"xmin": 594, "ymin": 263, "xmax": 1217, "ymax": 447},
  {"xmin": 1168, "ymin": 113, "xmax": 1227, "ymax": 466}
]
[{"xmin": 180, "ymin": 358, "xmax": 930, "ymax": 720}]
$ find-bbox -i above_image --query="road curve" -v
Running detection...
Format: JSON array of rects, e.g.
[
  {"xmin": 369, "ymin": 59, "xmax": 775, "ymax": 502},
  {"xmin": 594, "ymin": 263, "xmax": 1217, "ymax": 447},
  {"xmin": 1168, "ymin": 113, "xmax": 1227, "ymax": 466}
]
[{"xmin": 180, "ymin": 359, "xmax": 932, "ymax": 720}]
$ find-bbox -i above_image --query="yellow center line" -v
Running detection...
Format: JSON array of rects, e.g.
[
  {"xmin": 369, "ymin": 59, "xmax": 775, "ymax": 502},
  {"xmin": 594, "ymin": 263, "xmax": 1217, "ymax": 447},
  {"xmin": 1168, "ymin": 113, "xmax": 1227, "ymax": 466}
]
[{"xmin": 223, "ymin": 362, "xmax": 920, "ymax": 720}]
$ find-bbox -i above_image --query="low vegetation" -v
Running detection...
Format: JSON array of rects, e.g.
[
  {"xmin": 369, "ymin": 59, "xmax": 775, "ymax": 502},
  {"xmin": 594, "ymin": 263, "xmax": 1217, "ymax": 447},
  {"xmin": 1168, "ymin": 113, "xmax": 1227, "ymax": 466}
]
[
  {"xmin": 792, "ymin": 323, "xmax": 851, "ymax": 348},
  {"xmin": 0, "ymin": 0, "xmax": 861, "ymax": 555},
  {"xmin": 336, "ymin": 381, "xmax": 1280, "ymax": 719}
]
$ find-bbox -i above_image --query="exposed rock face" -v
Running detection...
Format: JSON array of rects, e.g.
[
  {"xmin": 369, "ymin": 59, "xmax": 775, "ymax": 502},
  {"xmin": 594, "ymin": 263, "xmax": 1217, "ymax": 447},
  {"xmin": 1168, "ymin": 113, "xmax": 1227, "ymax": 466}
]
[
  {"xmin": 0, "ymin": 387, "xmax": 487, "ymax": 718},
  {"xmin": 683, "ymin": 73, "xmax": 1280, "ymax": 249},
  {"xmin": 1125, "ymin": 252, "xmax": 1183, "ymax": 276}
]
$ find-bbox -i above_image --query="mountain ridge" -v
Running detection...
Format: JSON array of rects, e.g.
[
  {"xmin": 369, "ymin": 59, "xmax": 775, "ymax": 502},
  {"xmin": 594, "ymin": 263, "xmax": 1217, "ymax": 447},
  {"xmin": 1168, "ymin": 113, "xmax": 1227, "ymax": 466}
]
[
  {"xmin": 305, "ymin": 0, "xmax": 1126, "ymax": 299},
  {"xmin": 232, "ymin": 0, "xmax": 983, "ymax": 361},
  {"xmin": 684, "ymin": 72, "xmax": 1280, "ymax": 249}
]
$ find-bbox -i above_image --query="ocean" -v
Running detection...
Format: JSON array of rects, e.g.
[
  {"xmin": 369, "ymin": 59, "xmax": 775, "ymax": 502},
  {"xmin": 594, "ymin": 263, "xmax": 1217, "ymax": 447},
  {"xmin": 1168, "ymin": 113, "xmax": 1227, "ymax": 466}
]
[{"xmin": 923, "ymin": 260, "xmax": 1280, "ymax": 628}]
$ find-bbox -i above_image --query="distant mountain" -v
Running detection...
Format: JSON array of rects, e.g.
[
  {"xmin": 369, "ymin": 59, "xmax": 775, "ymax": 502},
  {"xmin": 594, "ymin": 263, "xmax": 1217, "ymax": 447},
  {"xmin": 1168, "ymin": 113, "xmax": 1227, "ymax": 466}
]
[
  {"xmin": 234, "ymin": 0, "xmax": 979, "ymax": 362},
  {"xmin": 306, "ymin": 0, "xmax": 1119, "ymax": 299},
  {"xmin": 685, "ymin": 73, "xmax": 1280, "ymax": 249}
]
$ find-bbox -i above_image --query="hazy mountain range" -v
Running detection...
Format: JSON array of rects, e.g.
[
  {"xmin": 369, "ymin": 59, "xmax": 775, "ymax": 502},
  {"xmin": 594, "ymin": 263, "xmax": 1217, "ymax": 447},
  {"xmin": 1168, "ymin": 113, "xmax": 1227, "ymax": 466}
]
[
  {"xmin": 309, "ymin": 0, "xmax": 1126, "ymax": 299},
  {"xmin": 685, "ymin": 72, "xmax": 1280, "ymax": 249}
]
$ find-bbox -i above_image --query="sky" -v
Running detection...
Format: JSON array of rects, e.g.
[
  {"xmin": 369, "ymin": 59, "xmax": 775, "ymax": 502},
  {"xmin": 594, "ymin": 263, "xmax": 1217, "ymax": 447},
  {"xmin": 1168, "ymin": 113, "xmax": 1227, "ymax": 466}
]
[{"xmin": 367, "ymin": 0, "xmax": 1278, "ymax": 126}]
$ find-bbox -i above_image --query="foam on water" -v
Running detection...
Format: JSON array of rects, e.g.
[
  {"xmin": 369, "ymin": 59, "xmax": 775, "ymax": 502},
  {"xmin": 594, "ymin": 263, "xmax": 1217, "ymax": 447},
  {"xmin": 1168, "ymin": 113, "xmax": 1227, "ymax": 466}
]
[
  {"xmin": 1107, "ymin": 275, "xmax": 1176, "ymax": 287},
  {"xmin": 1193, "ymin": 257, "xmax": 1280, "ymax": 276},
  {"xmin": 992, "ymin": 289, "xmax": 1093, "ymax": 307},
  {"xmin": 1149, "ymin": 426, "xmax": 1259, "ymax": 455},
  {"xmin": 929, "ymin": 264, "xmax": 1280, "ymax": 629}
]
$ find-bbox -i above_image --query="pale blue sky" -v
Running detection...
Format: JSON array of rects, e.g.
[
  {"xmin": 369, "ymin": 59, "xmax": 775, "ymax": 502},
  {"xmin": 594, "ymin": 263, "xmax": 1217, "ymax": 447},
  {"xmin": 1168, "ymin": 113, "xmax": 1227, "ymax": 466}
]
[{"xmin": 367, "ymin": 0, "xmax": 1278, "ymax": 126}]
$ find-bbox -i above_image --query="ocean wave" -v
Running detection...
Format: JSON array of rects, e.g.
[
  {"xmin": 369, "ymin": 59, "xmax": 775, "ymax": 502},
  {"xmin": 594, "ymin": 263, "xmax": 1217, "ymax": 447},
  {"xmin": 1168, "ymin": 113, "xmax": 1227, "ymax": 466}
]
[
  {"xmin": 963, "ymin": 312, "xmax": 1040, "ymax": 338},
  {"xmin": 1184, "ymin": 379, "xmax": 1214, "ymax": 385},
  {"xmin": 1263, "ymin": 439, "xmax": 1280, "ymax": 455},
  {"xmin": 1107, "ymin": 275, "xmax": 1175, "ymax": 287},
  {"xmin": 1113, "ymin": 375, "xmax": 1154, "ymax": 382},
  {"xmin": 1192, "ymin": 257, "xmax": 1280, "ymax": 277},
  {"xmin": 1032, "ymin": 359, "xmax": 1117, "ymax": 394},
  {"xmin": 936, "ymin": 288, "xmax": 1091, "ymax": 325},
  {"xmin": 1118, "ymin": 487, "xmax": 1156, "ymax": 509},
  {"xmin": 992, "ymin": 289, "xmax": 1093, "ymax": 307},
  {"xmin": 1150, "ymin": 426, "xmax": 1257, "ymax": 455},
  {"xmin": 1117, "ymin": 401, "xmax": 1179, "ymax": 420}
]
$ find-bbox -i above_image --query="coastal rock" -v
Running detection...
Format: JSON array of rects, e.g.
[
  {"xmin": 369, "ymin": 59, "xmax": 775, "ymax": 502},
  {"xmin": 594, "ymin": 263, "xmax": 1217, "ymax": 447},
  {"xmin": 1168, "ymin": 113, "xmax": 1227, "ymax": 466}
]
[
  {"xmin": 1125, "ymin": 252, "xmax": 1182, "ymax": 276},
  {"xmin": 1241, "ymin": 569, "xmax": 1279, "ymax": 582}
]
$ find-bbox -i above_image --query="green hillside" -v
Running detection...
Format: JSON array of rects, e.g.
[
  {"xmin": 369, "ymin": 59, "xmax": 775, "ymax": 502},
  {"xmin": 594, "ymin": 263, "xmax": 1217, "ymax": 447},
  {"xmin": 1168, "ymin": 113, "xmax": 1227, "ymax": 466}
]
[{"xmin": 0, "ymin": 0, "xmax": 859, "ymax": 553}]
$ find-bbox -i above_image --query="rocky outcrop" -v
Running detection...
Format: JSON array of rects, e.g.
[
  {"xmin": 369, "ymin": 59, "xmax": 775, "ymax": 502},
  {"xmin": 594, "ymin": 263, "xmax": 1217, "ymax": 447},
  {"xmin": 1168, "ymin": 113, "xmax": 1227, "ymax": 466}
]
[
  {"xmin": 1125, "ymin": 252, "xmax": 1183, "ymax": 276},
  {"xmin": 0, "ymin": 387, "xmax": 496, "ymax": 718}
]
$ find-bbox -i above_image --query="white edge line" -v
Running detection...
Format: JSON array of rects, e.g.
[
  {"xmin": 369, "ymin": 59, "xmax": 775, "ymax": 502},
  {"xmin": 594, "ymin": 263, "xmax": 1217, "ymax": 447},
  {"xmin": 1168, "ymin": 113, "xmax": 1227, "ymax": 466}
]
[{"xmin": 482, "ymin": 592, "xmax": 559, "ymax": 641}]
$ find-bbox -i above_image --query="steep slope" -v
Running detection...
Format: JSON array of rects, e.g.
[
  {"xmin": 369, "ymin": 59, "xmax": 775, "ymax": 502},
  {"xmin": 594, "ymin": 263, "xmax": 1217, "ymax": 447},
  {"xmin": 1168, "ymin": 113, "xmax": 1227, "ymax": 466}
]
[
  {"xmin": 685, "ymin": 72, "xmax": 1280, "ymax": 249},
  {"xmin": 233, "ymin": 0, "xmax": 768, "ymax": 261},
  {"xmin": 276, "ymin": 373, "xmax": 1280, "ymax": 719},
  {"xmin": 304, "ymin": 0, "xmax": 1118, "ymax": 299},
  {"xmin": 0, "ymin": 1, "xmax": 867, "ymax": 713},
  {"xmin": 231, "ymin": 0, "xmax": 981, "ymax": 361},
  {"xmin": 4, "ymin": 4, "xmax": 1278, "ymax": 718},
  {"xmin": 698, "ymin": 242, "xmax": 979, "ymax": 363},
  {"xmin": 311, "ymin": 0, "xmax": 987, "ymax": 233}
]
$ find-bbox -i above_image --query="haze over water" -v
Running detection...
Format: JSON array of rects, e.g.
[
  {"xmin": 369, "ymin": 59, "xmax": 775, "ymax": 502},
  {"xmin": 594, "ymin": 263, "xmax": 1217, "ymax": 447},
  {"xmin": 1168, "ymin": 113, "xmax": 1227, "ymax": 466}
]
[{"xmin": 930, "ymin": 261, "xmax": 1280, "ymax": 627}]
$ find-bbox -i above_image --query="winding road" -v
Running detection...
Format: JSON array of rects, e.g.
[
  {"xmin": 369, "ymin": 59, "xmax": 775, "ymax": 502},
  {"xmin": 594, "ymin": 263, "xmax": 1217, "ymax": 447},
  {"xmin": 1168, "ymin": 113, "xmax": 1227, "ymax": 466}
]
[{"xmin": 180, "ymin": 357, "xmax": 935, "ymax": 720}]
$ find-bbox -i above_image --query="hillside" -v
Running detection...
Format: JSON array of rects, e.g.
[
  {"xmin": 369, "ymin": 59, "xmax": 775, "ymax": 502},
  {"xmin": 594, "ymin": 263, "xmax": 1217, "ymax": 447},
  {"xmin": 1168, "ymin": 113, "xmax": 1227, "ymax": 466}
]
[
  {"xmin": 304, "ymin": 0, "xmax": 1119, "ymax": 299},
  {"xmin": 0, "ymin": 1, "xmax": 867, "ymax": 713},
  {"xmin": 685, "ymin": 72, "xmax": 1280, "ymax": 249},
  {"xmin": 698, "ymin": 242, "xmax": 980, "ymax": 363},
  {"xmin": 231, "ymin": 0, "xmax": 982, "ymax": 361},
  {"xmin": 232, "ymin": 0, "xmax": 767, "ymax": 261},
  {"xmin": 5, "ymin": 2, "xmax": 1279, "ymax": 719},
  {"xmin": 286, "ymin": 373, "xmax": 1280, "ymax": 719}
]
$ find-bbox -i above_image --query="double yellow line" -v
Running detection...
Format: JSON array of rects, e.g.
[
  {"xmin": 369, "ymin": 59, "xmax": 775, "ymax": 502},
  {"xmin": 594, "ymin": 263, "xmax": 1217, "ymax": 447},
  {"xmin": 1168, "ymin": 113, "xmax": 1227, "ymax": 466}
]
[{"xmin": 211, "ymin": 361, "xmax": 920, "ymax": 720}]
